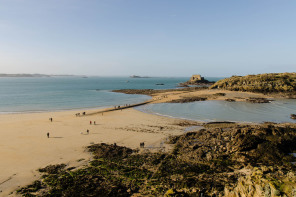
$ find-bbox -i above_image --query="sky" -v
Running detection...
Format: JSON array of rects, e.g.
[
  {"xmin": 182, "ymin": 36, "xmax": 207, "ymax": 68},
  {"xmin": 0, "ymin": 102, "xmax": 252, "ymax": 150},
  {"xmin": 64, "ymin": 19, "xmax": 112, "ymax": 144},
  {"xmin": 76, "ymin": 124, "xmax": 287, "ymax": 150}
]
[{"xmin": 0, "ymin": 0, "xmax": 295, "ymax": 77}]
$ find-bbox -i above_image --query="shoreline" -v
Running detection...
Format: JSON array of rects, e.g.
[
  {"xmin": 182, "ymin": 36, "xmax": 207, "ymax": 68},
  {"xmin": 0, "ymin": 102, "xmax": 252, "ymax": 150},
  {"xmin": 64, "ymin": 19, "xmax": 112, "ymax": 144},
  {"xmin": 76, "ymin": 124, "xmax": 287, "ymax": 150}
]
[
  {"xmin": 0, "ymin": 87, "xmax": 290, "ymax": 119},
  {"xmin": 0, "ymin": 88, "xmax": 295, "ymax": 196},
  {"xmin": 0, "ymin": 106, "xmax": 188, "ymax": 196},
  {"xmin": 0, "ymin": 87, "xmax": 287, "ymax": 115}
]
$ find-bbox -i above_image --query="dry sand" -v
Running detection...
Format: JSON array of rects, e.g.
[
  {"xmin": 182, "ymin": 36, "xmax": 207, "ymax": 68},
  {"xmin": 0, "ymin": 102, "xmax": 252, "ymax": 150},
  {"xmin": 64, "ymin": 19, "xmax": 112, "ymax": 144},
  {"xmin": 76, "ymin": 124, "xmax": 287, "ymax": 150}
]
[
  {"xmin": 0, "ymin": 108, "xmax": 186, "ymax": 196},
  {"xmin": 0, "ymin": 89, "xmax": 270, "ymax": 196}
]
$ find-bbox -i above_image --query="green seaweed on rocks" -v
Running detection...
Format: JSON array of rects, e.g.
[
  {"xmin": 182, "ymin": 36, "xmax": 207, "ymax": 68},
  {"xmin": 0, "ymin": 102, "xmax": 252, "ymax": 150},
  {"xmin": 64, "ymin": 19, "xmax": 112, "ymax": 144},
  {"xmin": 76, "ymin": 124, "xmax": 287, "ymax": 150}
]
[
  {"xmin": 210, "ymin": 72, "xmax": 296, "ymax": 94},
  {"xmin": 17, "ymin": 124, "xmax": 296, "ymax": 196}
]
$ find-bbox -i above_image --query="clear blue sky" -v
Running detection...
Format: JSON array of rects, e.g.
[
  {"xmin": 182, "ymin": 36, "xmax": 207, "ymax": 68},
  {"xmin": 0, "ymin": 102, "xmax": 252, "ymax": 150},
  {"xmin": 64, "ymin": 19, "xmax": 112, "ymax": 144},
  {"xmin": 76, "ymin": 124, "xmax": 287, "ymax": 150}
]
[{"xmin": 1, "ymin": 0, "xmax": 295, "ymax": 77}]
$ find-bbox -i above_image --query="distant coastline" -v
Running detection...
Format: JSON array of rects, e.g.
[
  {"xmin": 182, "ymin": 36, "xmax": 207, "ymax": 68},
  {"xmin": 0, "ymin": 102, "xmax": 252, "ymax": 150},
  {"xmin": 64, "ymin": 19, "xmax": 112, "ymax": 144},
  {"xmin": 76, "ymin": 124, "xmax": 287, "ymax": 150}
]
[{"xmin": 0, "ymin": 73, "xmax": 75, "ymax": 77}]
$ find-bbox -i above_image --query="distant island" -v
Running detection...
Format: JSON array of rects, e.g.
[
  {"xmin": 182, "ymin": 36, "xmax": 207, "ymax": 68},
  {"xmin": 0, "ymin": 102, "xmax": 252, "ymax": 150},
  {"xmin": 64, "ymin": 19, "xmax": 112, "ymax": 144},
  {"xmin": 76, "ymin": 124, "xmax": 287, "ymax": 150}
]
[
  {"xmin": 129, "ymin": 75, "xmax": 151, "ymax": 78},
  {"xmin": 0, "ymin": 74, "xmax": 75, "ymax": 77}
]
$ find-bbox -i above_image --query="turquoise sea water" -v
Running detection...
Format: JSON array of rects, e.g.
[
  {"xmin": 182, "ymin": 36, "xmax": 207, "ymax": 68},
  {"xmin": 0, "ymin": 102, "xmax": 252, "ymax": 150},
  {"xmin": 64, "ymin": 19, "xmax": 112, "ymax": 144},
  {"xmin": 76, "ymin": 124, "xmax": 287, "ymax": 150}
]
[
  {"xmin": 0, "ymin": 76, "xmax": 217, "ymax": 113},
  {"xmin": 1, "ymin": 76, "xmax": 295, "ymax": 123}
]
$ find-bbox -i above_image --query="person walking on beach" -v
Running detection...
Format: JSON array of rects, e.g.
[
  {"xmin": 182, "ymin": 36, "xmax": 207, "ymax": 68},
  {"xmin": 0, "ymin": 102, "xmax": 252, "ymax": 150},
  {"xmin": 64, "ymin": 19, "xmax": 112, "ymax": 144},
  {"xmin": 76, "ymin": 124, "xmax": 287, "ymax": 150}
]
[
  {"xmin": 47, "ymin": 132, "xmax": 50, "ymax": 138},
  {"xmin": 94, "ymin": 121, "xmax": 96, "ymax": 125},
  {"xmin": 87, "ymin": 129, "xmax": 89, "ymax": 134},
  {"xmin": 90, "ymin": 121, "xmax": 92, "ymax": 125},
  {"xmin": 49, "ymin": 118, "xmax": 53, "ymax": 122}
]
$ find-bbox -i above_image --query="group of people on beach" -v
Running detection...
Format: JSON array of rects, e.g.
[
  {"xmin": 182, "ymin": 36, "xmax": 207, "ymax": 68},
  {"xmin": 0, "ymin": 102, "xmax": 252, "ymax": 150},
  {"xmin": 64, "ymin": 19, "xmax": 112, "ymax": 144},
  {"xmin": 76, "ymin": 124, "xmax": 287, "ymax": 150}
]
[
  {"xmin": 90, "ymin": 121, "xmax": 96, "ymax": 125},
  {"xmin": 114, "ymin": 104, "xmax": 131, "ymax": 109},
  {"xmin": 114, "ymin": 106, "xmax": 121, "ymax": 109},
  {"xmin": 140, "ymin": 142, "xmax": 145, "ymax": 148},
  {"xmin": 46, "ymin": 117, "xmax": 97, "ymax": 138},
  {"xmin": 46, "ymin": 116, "xmax": 147, "ymax": 150},
  {"xmin": 47, "ymin": 118, "xmax": 53, "ymax": 138},
  {"xmin": 75, "ymin": 112, "xmax": 86, "ymax": 116}
]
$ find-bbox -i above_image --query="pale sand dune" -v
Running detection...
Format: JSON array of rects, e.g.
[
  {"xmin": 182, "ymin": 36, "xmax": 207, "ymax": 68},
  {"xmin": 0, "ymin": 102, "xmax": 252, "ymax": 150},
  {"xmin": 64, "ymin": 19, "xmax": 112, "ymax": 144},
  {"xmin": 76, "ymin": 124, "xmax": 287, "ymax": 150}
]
[{"xmin": 0, "ymin": 108, "xmax": 185, "ymax": 196}]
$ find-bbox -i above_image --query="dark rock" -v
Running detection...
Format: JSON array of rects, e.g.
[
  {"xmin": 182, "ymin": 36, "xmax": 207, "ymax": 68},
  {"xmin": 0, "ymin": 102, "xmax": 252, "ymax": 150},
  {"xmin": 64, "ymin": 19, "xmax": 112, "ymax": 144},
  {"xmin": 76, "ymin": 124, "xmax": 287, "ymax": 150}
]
[
  {"xmin": 213, "ymin": 93, "xmax": 226, "ymax": 96},
  {"xmin": 88, "ymin": 143, "xmax": 134, "ymax": 160},
  {"xmin": 168, "ymin": 97, "xmax": 207, "ymax": 103},
  {"xmin": 225, "ymin": 98, "xmax": 235, "ymax": 102},
  {"xmin": 246, "ymin": 97, "xmax": 272, "ymax": 103},
  {"xmin": 38, "ymin": 164, "xmax": 67, "ymax": 174},
  {"xmin": 112, "ymin": 87, "xmax": 208, "ymax": 96}
]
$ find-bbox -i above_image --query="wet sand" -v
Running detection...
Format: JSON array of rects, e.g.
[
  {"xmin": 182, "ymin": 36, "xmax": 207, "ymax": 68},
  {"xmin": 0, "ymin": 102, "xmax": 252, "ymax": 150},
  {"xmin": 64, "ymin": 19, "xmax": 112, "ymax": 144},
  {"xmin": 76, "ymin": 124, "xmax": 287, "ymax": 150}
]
[{"xmin": 150, "ymin": 89, "xmax": 271, "ymax": 103}]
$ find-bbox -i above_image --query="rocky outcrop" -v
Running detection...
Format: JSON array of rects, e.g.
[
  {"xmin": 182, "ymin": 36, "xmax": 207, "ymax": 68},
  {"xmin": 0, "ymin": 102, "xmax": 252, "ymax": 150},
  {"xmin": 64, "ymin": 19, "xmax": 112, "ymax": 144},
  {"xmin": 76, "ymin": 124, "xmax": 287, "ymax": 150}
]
[
  {"xmin": 17, "ymin": 123, "xmax": 296, "ymax": 197},
  {"xmin": 167, "ymin": 123, "xmax": 296, "ymax": 196},
  {"xmin": 225, "ymin": 98, "xmax": 236, "ymax": 102},
  {"xmin": 210, "ymin": 73, "xmax": 296, "ymax": 93},
  {"xmin": 246, "ymin": 97, "xmax": 272, "ymax": 103},
  {"xmin": 112, "ymin": 87, "xmax": 208, "ymax": 95},
  {"xmin": 225, "ymin": 168, "xmax": 296, "ymax": 197},
  {"xmin": 167, "ymin": 96, "xmax": 207, "ymax": 103},
  {"xmin": 190, "ymin": 74, "xmax": 204, "ymax": 82},
  {"xmin": 179, "ymin": 74, "xmax": 214, "ymax": 86}
]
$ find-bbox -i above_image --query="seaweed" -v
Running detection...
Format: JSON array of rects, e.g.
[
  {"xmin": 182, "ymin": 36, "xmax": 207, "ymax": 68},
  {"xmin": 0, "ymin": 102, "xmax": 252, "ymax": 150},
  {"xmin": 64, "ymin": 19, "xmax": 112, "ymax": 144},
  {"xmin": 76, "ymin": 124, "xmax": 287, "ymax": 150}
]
[{"xmin": 17, "ymin": 124, "xmax": 296, "ymax": 196}]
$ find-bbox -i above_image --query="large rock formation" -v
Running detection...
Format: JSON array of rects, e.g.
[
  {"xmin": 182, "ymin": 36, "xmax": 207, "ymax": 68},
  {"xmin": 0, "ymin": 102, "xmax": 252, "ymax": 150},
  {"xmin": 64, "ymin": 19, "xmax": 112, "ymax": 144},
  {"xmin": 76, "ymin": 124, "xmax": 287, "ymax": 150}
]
[
  {"xmin": 17, "ymin": 123, "xmax": 296, "ymax": 197},
  {"xmin": 179, "ymin": 74, "xmax": 214, "ymax": 86},
  {"xmin": 210, "ymin": 73, "xmax": 296, "ymax": 93},
  {"xmin": 190, "ymin": 74, "xmax": 204, "ymax": 82}
]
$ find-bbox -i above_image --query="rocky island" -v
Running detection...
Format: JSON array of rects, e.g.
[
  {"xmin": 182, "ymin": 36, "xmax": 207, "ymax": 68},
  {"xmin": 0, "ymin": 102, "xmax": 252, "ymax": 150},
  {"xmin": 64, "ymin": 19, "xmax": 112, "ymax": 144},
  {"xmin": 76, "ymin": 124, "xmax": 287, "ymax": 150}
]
[
  {"xmin": 210, "ymin": 73, "xmax": 296, "ymax": 98},
  {"xmin": 179, "ymin": 74, "xmax": 214, "ymax": 87},
  {"xmin": 129, "ymin": 75, "xmax": 151, "ymax": 78}
]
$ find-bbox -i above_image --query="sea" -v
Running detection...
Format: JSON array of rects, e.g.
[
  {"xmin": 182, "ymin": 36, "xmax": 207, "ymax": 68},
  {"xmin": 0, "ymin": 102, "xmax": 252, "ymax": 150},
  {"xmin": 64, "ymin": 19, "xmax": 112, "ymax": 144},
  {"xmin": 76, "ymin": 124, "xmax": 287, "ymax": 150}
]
[
  {"xmin": 0, "ymin": 76, "xmax": 295, "ymax": 123},
  {"xmin": 0, "ymin": 76, "xmax": 192, "ymax": 113}
]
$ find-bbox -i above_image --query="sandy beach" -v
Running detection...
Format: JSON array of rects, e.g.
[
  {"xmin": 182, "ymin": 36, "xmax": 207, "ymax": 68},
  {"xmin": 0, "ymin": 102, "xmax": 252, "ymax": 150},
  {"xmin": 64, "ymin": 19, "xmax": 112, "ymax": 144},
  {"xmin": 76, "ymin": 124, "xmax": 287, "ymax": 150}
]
[
  {"xmin": 0, "ymin": 89, "xmax": 272, "ymax": 196},
  {"xmin": 0, "ymin": 107, "xmax": 188, "ymax": 196}
]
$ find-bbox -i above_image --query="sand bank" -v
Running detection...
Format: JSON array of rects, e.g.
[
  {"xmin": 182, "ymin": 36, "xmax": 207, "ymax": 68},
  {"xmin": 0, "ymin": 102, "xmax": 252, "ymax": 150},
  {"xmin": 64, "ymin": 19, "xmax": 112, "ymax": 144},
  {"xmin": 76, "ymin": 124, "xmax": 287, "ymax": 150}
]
[
  {"xmin": 0, "ymin": 108, "xmax": 186, "ymax": 196},
  {"xmin": 150, "ymin": 89, "xmax": 272, "ymax": 103}
]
